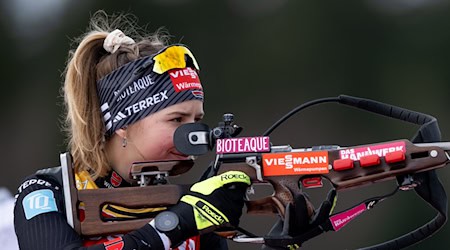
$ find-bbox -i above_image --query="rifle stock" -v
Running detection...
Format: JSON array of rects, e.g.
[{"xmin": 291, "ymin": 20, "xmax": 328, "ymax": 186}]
[
  {"xmin": 78, "ymin": 185, "xmax": 186, "ymax": 236},
  {"xmin": 61, "ymin": 155, "xmax": 190, "ymax": 237}
]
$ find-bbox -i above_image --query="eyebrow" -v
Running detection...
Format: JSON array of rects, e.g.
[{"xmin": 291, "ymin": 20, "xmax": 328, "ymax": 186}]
[{"xmin": 167, "ymin": 111, "xmax": 205, "ymax": 117}]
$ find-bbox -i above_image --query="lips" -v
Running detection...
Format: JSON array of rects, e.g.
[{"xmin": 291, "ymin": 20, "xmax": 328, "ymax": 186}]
[{"xmin": 170, "ymin": 151, "xmax": 190, "ymax": 160}]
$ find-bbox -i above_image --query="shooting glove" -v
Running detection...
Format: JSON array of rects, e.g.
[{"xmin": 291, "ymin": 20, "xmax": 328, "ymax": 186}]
[
  {"xmin": 263, "ymin": 189, "xmax": 337, "ymax": 250},
  {"xmin": 163, "ymin": 171, "xmax": 250, "ymax": 247}
]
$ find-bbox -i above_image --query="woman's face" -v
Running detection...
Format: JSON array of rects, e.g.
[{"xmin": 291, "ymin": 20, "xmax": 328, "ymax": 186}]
[
  {"xmin": 107, "ymin": 100, "xmax": 204, "ymax": 182},
  {"xmin": 126, "ymin": 100, "xmax": 204, "ymax": 162}
]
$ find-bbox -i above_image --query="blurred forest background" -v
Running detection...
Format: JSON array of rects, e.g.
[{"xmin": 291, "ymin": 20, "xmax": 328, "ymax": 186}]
[{"xmin": 1, "ymin": 0, "xmax": 450, "ymax": 249}]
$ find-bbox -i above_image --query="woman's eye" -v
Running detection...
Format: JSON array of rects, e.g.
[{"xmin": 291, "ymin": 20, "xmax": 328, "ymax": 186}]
[{"xmin": 172, "ymin": 117, "xmax": 183, "ymax": 123}]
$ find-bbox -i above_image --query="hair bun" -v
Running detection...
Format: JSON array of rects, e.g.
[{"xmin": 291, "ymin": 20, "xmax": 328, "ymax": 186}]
[{"xmin": 103, "ymin": 29, "xmax": 135, "ymax": 53}]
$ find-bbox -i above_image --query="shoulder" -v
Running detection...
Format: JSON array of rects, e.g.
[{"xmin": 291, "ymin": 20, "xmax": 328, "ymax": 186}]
[
  {"xmin": 14, "ymin": 166, "xmax": 65, "ymax": 226},
  {"xmin": 16, "ymin": 166, "xmax": 62, "ymax": 196},
  {"xmin": 13, "ymin": 166, "xmax": 79, "ymax": 246}
]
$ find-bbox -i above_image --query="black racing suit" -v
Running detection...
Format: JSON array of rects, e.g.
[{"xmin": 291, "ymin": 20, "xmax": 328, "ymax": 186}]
[{"xmin": 14, "ymin": 166, "xmax": 227, "ymax": 250}]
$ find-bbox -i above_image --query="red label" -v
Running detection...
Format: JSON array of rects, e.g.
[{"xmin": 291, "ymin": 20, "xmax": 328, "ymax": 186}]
[
  {"xmin": 104, "ymin": 237, "xmax": 124, "ymax": 250},
  {"xmin": 191, "ymin": 90, "xmax": 204, "ymax": 99},
  {"xmin": 339, "ymin": 141, "xmax": 406, "ymax": 160},
  {"xmin": 110, "ymin": 171, "xmax": 122, "ymax": 187},
  {"xmin": 262, "ymin": 151, "xmax": 329, "ymax": 176},
  {"xmin": 169, "ymin": 67, "xmax": 202, "ymax": 92}
]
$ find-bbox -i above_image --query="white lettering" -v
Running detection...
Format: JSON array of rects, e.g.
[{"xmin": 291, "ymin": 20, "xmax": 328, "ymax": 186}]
[
  {"xmin": 170, "ymin": 67, "xmax": 198, "ymax": 79},
  {"xmin": 264, "ymin": 159, "xmax": 274, "ymax": 166},
  {"xmin": 175, "ymin": 82, "xmax": 202, "ymax": 90},
  {"xmin": 264, "ymin": 155, "xmax": 327, "ymax": 169},
  {"xmin": 27, "ymin": 193, "xmax": 50, "ymax": 210},
  {"xmin": 217, "ymin": 139, "xmax": 222, "ymax": 153},
  {"xmin": 216, "ymin": 137, "xmax": 270, "ymax": 154},
  {"xmin": 285, "ymin": 155, "xmax": 293, "ymax": 169},
  {"xmin": 18, "ymin": 179, "xmax": 52, "ymax": 193},
  {"xmin": 115, "ymin": 75, "xmax": 155, "ymax": 102},
  {"xmin": 124, "ymin": 90, "xmax": 169, "ymax": 116},
  {"xmin": 340, "ymin": 144, "xmax": 405, "ymax": 160}
]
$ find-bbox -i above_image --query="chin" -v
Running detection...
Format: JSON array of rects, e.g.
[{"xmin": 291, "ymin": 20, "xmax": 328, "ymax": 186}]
[{"xmin": 169, "ymin": 153, "xmax": 191, "ymax": 161}]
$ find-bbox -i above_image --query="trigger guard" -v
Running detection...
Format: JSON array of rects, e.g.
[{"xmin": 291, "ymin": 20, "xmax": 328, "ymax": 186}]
[
  {"xmin": 271, "ymin": 196, "xmax": 286, "ymax": 217},
  {"xmin": 244, "ymin": 196, "xmax": 285, "ymax": 216}
]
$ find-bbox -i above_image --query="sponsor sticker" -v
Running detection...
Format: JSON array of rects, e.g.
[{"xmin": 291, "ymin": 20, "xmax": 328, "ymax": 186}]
[
  {"xmin": 110, "ymin": 171, "xmax": 122, "ymax": 187},
  {"xmin": 191, "ymin": 90, "xmax": 204, "ymax": 99},
  {"xmin": 22, "ymin": 189, "xmax": 58, "ymax": 220},
  {"xmin": 169, "ymin": 67, "xmax": 202, "ymax": 92},
  {"xmin": 104, "ymin": 237, "xmax": 124, "ymax": 250},
  {"xmin": 123, "ymin": 90, "xmax": 169, "ymax": 116},
  {"xmin": 197, "ymin": 200, "xmax": 225, "ymax": 224},
  {"xmin": 114, "ymin": 75, "xmax": 155, "ymax": 102},
  {"xmin": 339, "ymin": 141, "xmax": 406, "ymax": 160},
  {"xmin": 262, "ymin": 151, "xmax": 329, "ymax": 176},
  {"xmin": 329, "ymin": 203, "xmax": 367, "ymax": 231},
  {"xmin": 17, "ymin": 178, "xmax": 52, "ymax": 194},
  {"xmin": 216, "ymin": 136, "xmax": 270, "ymax": 154}
]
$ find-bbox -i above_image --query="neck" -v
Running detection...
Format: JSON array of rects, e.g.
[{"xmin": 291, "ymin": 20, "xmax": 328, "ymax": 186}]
[{"xmin": 105, "ymin": 135, "xmax": 140, "ymax": 183}]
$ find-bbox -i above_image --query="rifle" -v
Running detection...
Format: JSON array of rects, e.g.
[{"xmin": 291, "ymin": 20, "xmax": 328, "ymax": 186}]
[{"xmin": 61, "ymin": 95, "xmax": 448, "ymax": 249}]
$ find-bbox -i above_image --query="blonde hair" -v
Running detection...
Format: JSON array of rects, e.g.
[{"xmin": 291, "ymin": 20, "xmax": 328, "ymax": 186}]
[{"xmin": 62, "ymin": 11, "xmax": 169, "ymax": 178}]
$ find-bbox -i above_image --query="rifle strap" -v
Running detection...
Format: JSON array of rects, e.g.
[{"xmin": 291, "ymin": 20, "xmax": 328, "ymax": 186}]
[
  {"xmin": 264, "ymin": 101, "xmax": 448, "ymax": 249},
  {"xmin": 263, "ymin": 189, "xmax": 396, "ymax": 248},
  {"xmin": 357, "ymin": 115, "xmax": 448, "ymax": 249}
]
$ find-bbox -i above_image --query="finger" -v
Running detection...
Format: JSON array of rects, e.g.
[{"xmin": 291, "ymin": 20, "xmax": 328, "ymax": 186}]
[
  {"xmin": 311, "ymin": 189, "xmax": 337, "ymax": 226},
  {"xmin": 289, "ymin": 195, "xmax": 310, "ymax": 235}
]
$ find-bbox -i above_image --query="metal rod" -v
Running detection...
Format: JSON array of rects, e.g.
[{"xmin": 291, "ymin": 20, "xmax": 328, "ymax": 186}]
[{"xmin": 415, "ymin": 142, "xmax": 450, "ymax": 150}]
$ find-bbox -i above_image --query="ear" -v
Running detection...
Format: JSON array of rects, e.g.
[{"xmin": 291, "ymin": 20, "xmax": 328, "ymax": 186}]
[{"xmin": 115, "ymin": 127, "xmax": 127, "ymax": 138}]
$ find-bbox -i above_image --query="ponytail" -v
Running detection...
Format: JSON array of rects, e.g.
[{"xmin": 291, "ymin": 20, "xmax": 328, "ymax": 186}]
[
  {"xmin": 62, "ymin": 11, "xmax": 167, "ymax": 179},
  {"xmin": 63, "ymin": 31, "xmax": 110, "ymax": 177}
]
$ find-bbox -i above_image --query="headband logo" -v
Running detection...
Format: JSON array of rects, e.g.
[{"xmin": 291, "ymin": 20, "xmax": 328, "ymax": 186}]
[
  {"xmin": 123, "ymin": 90, "xmax": 169, "ymax": 116},
  {"xmin": 191, "ymin": 90, "xmax": 204, "ymax": 99},
  {"xmin": 114, "ymin": 75, "xmax": 155, "ymax": 102},
  {"xmin": 169, "ymin": 67, "xmax": 202, "ymax": 92}
]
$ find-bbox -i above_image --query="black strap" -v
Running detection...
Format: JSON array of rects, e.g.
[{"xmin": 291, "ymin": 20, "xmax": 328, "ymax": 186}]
[
  {"xmin": 263, "ymin": 189, "xmax": 397, "ymax": 248},
  {"xmin": 358, "ymin": 106, "xmax": 447, "ymax": 250}
]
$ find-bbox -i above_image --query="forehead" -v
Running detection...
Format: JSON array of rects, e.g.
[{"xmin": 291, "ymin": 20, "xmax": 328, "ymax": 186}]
[
  {"xmin": 152, "ymin": 100, "xmax": 204, "ymax": 118},
  {"xmin": 132, "ymin": 100, "xmax": 204, "ymax": 129}
]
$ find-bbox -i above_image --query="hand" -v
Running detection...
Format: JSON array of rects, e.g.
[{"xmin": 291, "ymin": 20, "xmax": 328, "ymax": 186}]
[
  {"xmin": 163, "ymin": 171, "xmax": 250, "ymax": 247},
  {"xmin": 263, "ymin": 190, "xmax": 337, "ymax": 250}
]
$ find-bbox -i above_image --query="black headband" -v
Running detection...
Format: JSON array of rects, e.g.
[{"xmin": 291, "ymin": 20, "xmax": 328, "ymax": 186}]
[{"xmin": 97, "ymin": 45, "xmax": 203, "ymax": 138}]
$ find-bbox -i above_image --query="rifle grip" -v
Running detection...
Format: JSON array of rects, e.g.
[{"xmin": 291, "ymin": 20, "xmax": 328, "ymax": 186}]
[
  {"xmin": 246, "ymin": 196, "xmax": 285, "ymax": 215},
  {"xmin": 216, "ymin": 162, "xmax": 303, "ymax": 217}
]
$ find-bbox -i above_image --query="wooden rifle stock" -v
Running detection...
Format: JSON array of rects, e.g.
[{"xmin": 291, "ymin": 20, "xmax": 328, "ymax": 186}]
[{"xmin": 61, "ymin": 154, "xmax": 191, "ymax": 237}]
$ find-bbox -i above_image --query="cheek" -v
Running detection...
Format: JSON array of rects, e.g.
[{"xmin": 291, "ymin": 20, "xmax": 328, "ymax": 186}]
[{"xmin": 136, "ymin": 126, "xmax": 176, "ymax": 157}]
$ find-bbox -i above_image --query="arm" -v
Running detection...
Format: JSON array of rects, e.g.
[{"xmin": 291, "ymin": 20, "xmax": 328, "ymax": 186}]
[
  {"xmin": 14, "ymin": 169, "xmax": 249, "ymax": 250},
  {"xmin": 13, "ymin": 174, "xmax": 166, "ymax": 250}
]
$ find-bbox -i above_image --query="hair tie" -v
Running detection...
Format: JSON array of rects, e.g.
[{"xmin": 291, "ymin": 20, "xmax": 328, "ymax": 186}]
[{"xmin": 103, "ymin": 29, "xmax": 135, "ymax": 53}]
